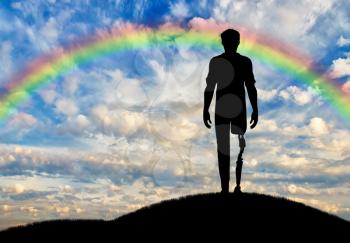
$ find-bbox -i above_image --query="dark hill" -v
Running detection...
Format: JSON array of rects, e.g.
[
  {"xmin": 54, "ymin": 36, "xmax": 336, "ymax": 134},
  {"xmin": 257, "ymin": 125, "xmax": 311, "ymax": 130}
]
[{"xmin": 1, "ymin": 192, "xmax": 349, "ymax": 240}]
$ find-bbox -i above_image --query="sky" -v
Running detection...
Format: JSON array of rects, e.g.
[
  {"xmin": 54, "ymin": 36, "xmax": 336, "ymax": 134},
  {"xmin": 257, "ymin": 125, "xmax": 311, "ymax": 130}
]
[{"xmin": 1, "ymin": 0, "xmax": 350, "ymax": 229}]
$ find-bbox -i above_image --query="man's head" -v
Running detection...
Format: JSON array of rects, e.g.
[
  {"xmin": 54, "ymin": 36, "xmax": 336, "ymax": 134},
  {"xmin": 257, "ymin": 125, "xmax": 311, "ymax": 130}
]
[{"xmin": 221, "ymin": 29, "xmax": 240, "ymax": 53}]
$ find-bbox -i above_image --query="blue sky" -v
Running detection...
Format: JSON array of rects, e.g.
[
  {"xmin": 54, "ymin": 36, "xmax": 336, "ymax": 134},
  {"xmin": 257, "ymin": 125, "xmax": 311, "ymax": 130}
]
[{"xmin": 1, "ymin": 0, "xmax": 350, "ymax": 229}]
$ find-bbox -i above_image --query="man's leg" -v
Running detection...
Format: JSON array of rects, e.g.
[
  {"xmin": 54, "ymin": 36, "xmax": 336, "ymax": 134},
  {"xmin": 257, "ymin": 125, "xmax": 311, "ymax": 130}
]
[
  {"xmin": 234, "ymin": 134, "xmax": 245, "ymax": 193},
  {"xmin": 215, "ymin": 122, "xmax": 231, "ymax": 193}
]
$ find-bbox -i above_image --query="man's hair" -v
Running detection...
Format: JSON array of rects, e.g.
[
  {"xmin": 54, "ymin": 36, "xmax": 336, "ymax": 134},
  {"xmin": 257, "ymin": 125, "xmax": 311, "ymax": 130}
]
[{"xmin": 220, "ymin": 29, "xmax": 240, "ymax": 44}]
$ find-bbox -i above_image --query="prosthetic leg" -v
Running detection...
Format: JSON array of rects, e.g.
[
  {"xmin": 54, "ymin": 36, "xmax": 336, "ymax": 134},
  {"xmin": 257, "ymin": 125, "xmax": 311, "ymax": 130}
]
[{"xmin": 234, "ymin": 134, "xmax": 245, "ymax": 193}]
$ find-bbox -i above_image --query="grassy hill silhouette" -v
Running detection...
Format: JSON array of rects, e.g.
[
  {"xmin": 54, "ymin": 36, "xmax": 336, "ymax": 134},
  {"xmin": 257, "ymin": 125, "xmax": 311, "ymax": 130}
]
[{"xmin": 1, "ymin": 192, "xmax": 349, "ymax": 240}]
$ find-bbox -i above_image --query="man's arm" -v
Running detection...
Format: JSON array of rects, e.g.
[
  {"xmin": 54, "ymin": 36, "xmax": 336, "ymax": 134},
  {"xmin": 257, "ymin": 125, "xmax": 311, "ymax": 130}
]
[
  {"xmin": 203, "ymin": 87, "xmax": 214, "ymax": 129},
  {"xmin": 203, "ymin": 59, "xmax": 216, "ymax": 129},
  {"xmin": 245, "ymin": 59, "xmax": 258, "ymax": 129},
  {"xmin": 246, "ymin": 84, "xmax": 258, "ymax": 112}
]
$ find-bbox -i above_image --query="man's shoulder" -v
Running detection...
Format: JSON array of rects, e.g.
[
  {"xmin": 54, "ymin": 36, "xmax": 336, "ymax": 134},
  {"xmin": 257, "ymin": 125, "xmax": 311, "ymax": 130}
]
[
  {"xmin": 236, "ymin": 53, "xmax": 252, "ymax": 63},
  {"xmin": 210, "ymin": 54, "xmax": 225, "ymax": 61},
  {"xmin": 210, "ymin": 53, "xmax": 252, "ymax": 63}
]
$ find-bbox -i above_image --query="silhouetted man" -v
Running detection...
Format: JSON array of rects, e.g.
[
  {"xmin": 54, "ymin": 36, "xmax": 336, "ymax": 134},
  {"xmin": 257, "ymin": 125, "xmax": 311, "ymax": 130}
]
[{"xmin": 203, "ymin": 29, "xmax": 258, "ymax": 193}]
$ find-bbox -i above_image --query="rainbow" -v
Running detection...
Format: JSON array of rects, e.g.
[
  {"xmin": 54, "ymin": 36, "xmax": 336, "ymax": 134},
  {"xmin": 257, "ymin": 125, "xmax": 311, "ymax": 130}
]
[{"xmin": 1, "ymin": 23, "xmax": 350, "ymax": 124}]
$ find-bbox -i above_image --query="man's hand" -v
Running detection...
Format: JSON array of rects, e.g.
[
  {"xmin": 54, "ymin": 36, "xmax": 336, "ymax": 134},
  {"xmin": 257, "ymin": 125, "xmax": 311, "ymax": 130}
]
[
  {"xmin": 203, "ymin": 110, "xmax": 212, "ymax": 129},
  {"xmin": 250, "ymin": 110, "xmax": 258, "ymax": 129}
]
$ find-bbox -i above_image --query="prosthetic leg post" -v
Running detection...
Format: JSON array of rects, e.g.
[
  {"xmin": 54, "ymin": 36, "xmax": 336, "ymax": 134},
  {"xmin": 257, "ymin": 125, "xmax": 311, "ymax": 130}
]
[{"xmin": 234, "ymin": 134, "xmax": 245, "ymax": 193}]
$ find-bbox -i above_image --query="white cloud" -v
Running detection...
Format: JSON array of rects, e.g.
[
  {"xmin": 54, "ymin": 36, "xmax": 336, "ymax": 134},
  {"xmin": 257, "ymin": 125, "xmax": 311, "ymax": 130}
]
[
  {"xmin": 75, "ymin": 207, "xmax": 83, "ymax": 214},
  {"xmin": 210, "ymin": 0, "xmax": 339, "ymax": 56},
  {"xmin": 342, "ymin": 80, "xmax": 350, "ymax": 94},
  {"xmin": 147, "ymin": 49, "xmax": 208, "ymax": 106},
  {"xmin": 337, "ymin": 35, "xmax": 350, "ymax": 47},
  {"xmin": 63, "ymin": 76, "xmax": 79, "ymax": 95},
  {"xmin": 75, "ymin": 114, "xmax": 90, "ymax": 128},
  {"xmin": 0, "ymin": 41, "xmax": 13, "ymax": 78},
  {"xmin": 287, "ymin": 184, "xmax": 319, "ymax": 195},
  {"xmin": 14, "ymin": 184, "xmax": 25, "ymax": 194},
  {"xmin": 13, "ymin": 9, "xmax": 62, "ymax": 52},
  {"xmin": 1, "ymin": 205, "xmax": 10, "ymax": 212},
  {"xmin": 115, "ymin": 77, "xmax": 148, "ymax": 106},
  {"xmin": 254, "ymin": 119, "xmax": 278, "ymax": 132},
  {"xmin": 199, "ymin": 0, "xmax": 208, "ymax": 9},
  {"xmin": 188, "ymin": 17, "xmax": 231, "ymax": 32},
  {"xmin": 0, "ymin": 154, "xmax": 16, "ymax": 165},
  {"xmin": 40, "ymin": 17, "xmax": 59, "ymax": 47},
  {"xmin": 279, "ymin": 90, "xmax": 290, "ymax": 100},
  {"xmin": 91, "ymin": 105, "xmax": 109, "ymax": 123},
  {"xmin": 150, "ymin": 114, "xmax": 203, "ymax": 142},
  {"xmin": 91, "ymin": 105, "xmax": 146, "ymax": 135},
  {"xmin": 20, "ymin": 206, "xmax": 39, "ymax": 217},
  {"xmin": 1, "ymin": 183, "xmax": 25, "ymax": 194},
  {"xmin": 9, "ymin": 112, "xmax": 37, "ymax": 128},
  {"xmin": 55, "ymin": 206, "xmax": 70, "ymax": 215},
  {"xmin": 279, "ymin": 86, "xmax": 314, "ymax": 105},
  {"xmin": 213, "ymin": 0, "xmax": 333, "ymax": 35},
  {"xmin": 39, "ymin": 89, "xmax": 57, "ymax": 104},
  {"xmin": 59, "ymin": 185, "xmax": 72, "ymax": 193},
  {"xmin": 170, "ymin": 1, "xmax": 189, "ymax": 18},
  {"xmin": 308, "ymin": 117, "xmax": 329, "ymax": 136},
  {"xmin": 103, "ymin": 69, "xmax": 124, "ymax": 81},
  {"xmin": 330, "ymin": 57, "xmax": 350, "ymax": 78},
  {"xmin": 55, "ymin": 98, "xmax": 78, "ymax": 116},
  {"xmin": 57, "ymin": 114, "xmax": 91, "ymax": 135},
  {"xmin": 116, "ymin": 110, "xmax": 146, "ymax": 135},
  {"xmin": 257, "ymin": 88, "xmax": 278, "ymax": 102}
]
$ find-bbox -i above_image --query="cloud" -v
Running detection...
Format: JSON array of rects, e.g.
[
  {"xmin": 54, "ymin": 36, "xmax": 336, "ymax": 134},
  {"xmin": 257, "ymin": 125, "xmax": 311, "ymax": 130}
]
[
  {"xmin": 257, "ymin": 88, "xmax": 278, "ymax": 102},
  {"xmin": 40, "ymin": 17, "xmax": 59, "ymax": 46},
  {"xmin": 1, "ymin": 204, "xmax": 11, "ymax": 212},
  {"xmin": 20, "ymin": 206, "xmax": 39, "ymax": 217},
  {"xmin": 279, "ymin": 86, "xmax": 314, "ymax": 105},
  {"xmin": 63, "ymin": 76, "xmax": 79, "ymax": 95},
  {"xmin": 114, "ymin": 77, "xmax": 148, "ymax": 107},
  {"xmin": 75, "ymin": 114, "xmax": 90, "ymax": 127},
  {"xmin": 170, "ymin": 1, "xmax": 189, "ymax": 19},
  {"xmin": 56, "ymin": 114, "xmax": 91, "ymax": 136},
  {"xmin": 59, "ymin": 185, "xmax": 73, "ymax": 193},
  {"xmin": 342, "ymin": 80, "xmax": 350, "ymax": 94},
  {"xmin": 337, "ymin": 35, "xmax": 350, "ymax": 47},
  {"xmin": 146, "ymin": 48, "xmax": 208, "ymax": 106},
  {"xmin": 254, "ymin": 119, "xmax": 279, "ymax": 132},
  {"xmin": 0, "ymin": 41, "xmax": 13, "ymax": 80},
  {"xmin": 55, "ymin": 206, "xmax": 70, "ymax": 215},
  {"xmin": 212, "ymin": 0, "xmax": 334, "ymax": 37},
  {"xmin": 0, "ymin": 154, "xmax": 16, "ymax": 166},
  {"xmin": 55, "ymin": 98, "xmax": 79, "ymax": 116},
  {"xmin": 1, "ymin": 183, "xmax": 25, "ymax": 194},
  {"xmin": 39, "ymin": 88, "xmax": 57, "ymax": 104},
  {"xmin": 188, "ymin": 17, "xmax": 231, "ymax": 32},
  {"xmin": 308, "ymin": 117, "xmax": 329, "ymax": 136},
  {"xmin": 8, "ymin": 112, "xmax": 37, "ymax": 128},
  {"xmin": 91, "ymin": 105, "xmax": 146, "ymax": 135},
  {"xmin": 330, "ymin": 57, "xmax": 350, "ymax": 78},
  {"xmin": 14, "ymin": 184, "xmax": 25, "ymax": 194},
  {"xmin": 209, "ymin": 0, "xmax": 347, "ymax": 58},
  {"xmin": 287, "ymin": 184, "xmax": 319, "ymax": 195}
]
